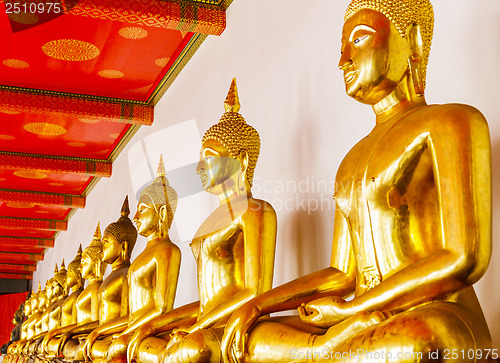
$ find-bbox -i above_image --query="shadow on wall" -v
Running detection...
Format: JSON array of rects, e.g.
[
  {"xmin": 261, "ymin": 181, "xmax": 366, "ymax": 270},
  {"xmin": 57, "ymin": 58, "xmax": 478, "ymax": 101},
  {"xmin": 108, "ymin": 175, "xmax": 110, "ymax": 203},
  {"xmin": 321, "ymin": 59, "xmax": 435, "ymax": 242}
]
[{"xmin": 287, "ymin": 208, "xmax": 329, "ymax": 278}]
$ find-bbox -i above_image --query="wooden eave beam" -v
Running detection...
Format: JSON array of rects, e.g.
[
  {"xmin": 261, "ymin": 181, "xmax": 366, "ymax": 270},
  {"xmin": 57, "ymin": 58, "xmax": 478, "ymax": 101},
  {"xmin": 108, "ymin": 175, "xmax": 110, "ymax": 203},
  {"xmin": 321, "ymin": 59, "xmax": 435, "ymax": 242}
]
[
  {"xmin": 0, "ymin": 217, "xmax": 67, "ymax": 231},
  {"xmin": 0, "ymin": 263, "xmax": 36, "ymax": 273},
  {"xmin": 68, "ymin": 0, "xmax": 226, "ymax": 35},
  {"xmin": 0, "ymin": 153, "xmax": 112, "ymax": 177},
  {"xmin": 0, "ymin": 237, "xmax": 54, "ymax": 249},
  {"xmin": 0, "ymin": 272, "xmax": 33, "ymax": 280},
  {"xmin": 0, "ymin": 88, "xmax": 154, "ymax": 125},
  {"xmin": 0, "ymin": 251, "xmax": 44, "ymax": 263},
  {"xmin": 0, "ymin": 189, "xmax": 85, "ymax": 209}
]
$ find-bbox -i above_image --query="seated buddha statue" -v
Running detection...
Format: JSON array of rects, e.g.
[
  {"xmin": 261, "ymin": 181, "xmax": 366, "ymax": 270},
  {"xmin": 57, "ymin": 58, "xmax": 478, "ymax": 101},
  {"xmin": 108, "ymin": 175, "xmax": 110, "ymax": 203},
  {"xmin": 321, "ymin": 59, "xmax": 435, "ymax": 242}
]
[
  {"xmin": 24, "ymin": 284, "xmax": 48, "ymax": 359},
  {"xmin": 44, "ymin": 224, "xmax": 105, "ymax": 358},
  {"xmin": 41, "ymin": 245, "xmax": 84, "ymax": 357},
  {"xmin": 81, "ymin": 158, "xmax": 181, "ymax": 363},
  {"xmin": 14, "ymin": 287, "xmax": 39, "ymax": 362},
  {"xmin": 221, "ymin": 1, "xmax": 493, "ymax": 362},
  {"xmin": 127, "ymin": 79, "xmax": 277, "ymax": 363},
  {"xmin": 5, "ymin": 296, "xmax": 31, "ymax": 363},
  {"xmin": 34, "ymin": 262, "xmax": 68, "ymax": 359},
  {"xmin": 59, "ymin": 196, "xmax": 137, "ymax": 361}
]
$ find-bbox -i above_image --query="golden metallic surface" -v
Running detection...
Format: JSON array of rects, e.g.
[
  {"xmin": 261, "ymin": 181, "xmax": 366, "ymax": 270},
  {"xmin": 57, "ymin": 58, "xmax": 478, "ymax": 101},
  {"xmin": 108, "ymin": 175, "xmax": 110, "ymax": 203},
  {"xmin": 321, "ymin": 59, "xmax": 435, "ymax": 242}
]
[
  {"xmin": 40, "ymin": 226, "xmax": 104, "ymax": 359},
  {"xmin": 127, "ymin": 79, "xmax": 277, "ymax": 363},
  {"xmin": 80, "ymin": 159, "xmax": 181, "ymax": 362},
  {"xmin": 41, "ymin": 246, "xmax": 85, "ymax": 357},
  {"xmin": 220, "ymin": 3, "xmax": 492, "ymax": 363},
  {"xmin": 57, "ymin": 196, "xmax": 138, "ymax": 361}
]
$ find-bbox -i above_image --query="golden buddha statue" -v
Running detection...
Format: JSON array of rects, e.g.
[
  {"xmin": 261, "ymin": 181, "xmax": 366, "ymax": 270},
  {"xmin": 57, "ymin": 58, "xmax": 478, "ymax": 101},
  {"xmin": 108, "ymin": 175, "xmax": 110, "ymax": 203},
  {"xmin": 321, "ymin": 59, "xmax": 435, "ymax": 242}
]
[
  {"xmin": 127, "ymin": 79, "xmax": 277, "ymax": 363},
  {"xmin": 221, "ymin": 1, "xmax": 493, "ymax": 362},
  {"xmin": 81, "ymin": 158, "xmax": 181, "ymax": 363},
  {"xmin": 5, "ymin": 297, "xmax": 31, "ymax": 363},
  {"xmin": 41, "ymin": 245, "xmax": 84, "ymax": 356},
  {"xmin": 44, "ymin": 224, "xmax": 105, "ymax": 358},
  {"xmin": 33, "ymin": 262, "xmax": 68, "ymax": 360},
  {"xmin": 60, "ymin": 196, "xmax": 138, "ymax": 361},
  {"xmin": 14, "ymin": 289, "xmax": 38, "ymax": 362}
]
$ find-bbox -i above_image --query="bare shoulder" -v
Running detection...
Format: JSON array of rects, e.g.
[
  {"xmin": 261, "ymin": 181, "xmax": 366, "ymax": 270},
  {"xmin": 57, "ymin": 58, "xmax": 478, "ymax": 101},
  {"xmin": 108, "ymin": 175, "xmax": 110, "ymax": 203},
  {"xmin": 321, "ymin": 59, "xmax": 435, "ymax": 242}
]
[
  {"xmin": 243, "ymin": 197, "xmax": 277, "ymax": 220},
  {"xmin": 411, "ymin": 103, "xmax": 489, "ymax": 133}
]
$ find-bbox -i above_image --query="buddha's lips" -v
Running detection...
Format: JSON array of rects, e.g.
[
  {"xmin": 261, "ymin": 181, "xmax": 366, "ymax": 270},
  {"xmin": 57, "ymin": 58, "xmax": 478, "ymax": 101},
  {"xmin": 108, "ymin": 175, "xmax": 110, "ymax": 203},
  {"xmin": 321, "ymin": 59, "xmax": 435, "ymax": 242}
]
[
  {"xmin": 344, "ymin": 71, "xmax": 357, "ymax": 83},
  {"xmin": 199, "ymin": 174, "xmax": 208, "ymax": 185}
]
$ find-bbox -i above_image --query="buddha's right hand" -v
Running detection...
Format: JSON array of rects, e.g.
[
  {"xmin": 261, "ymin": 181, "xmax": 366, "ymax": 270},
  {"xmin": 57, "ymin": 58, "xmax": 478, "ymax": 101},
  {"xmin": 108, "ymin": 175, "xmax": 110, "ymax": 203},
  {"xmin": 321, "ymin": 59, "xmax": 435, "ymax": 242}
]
[
  {"xmin": 57, "ymin": 331, "xmax": 71, "ymax": 357},
  {"xmin": 40, "ymin": 333, "xmax": 51, "ymax": 354},
  {"xmin": 127, "ymin": 325, "xmax": 154, "ymax": 363},
  {"xmin": 221, "ymin": 303, "xmax": 261, "ymax": 363},
  {"xmin": 82, "ymin": 331, "xmax": 98, "ymax": 362}
]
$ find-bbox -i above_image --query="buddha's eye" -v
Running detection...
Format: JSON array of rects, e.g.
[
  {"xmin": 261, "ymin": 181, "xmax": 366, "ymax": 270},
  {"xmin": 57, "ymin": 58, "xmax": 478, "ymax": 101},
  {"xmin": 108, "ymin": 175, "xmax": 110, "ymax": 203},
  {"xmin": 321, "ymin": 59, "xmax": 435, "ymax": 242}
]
[{"xmin": 353, "ymin": 35, "xmax": 368, "ymax": 45}]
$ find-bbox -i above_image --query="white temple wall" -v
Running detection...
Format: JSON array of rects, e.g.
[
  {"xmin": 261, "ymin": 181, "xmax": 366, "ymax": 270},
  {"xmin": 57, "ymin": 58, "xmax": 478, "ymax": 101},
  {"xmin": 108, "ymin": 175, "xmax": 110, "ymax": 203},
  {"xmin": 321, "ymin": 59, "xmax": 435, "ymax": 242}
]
[{"xmin": 33, "ymin": 0, "xmax": 500, "ymax": 347}]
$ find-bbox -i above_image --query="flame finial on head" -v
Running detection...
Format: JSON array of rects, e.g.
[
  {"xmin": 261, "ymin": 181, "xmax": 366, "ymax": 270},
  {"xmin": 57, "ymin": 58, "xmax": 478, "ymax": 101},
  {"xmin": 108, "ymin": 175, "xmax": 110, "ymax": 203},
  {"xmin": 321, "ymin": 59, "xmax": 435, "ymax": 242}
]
[
  {"xmin": 224, "ymin": 78, "xmax": 241, "ymax": 113},
  {"xmin": 157, "ymin": 155, "xmax": 166, "ymax": 177}
]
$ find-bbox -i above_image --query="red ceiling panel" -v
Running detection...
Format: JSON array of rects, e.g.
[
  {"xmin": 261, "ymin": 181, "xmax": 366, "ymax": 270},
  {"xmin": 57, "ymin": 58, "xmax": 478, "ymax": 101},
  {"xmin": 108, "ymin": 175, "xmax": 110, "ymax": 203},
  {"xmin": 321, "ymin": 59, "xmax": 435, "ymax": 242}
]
[
  {"xmin": 0, "ymin": 202, "xmax": 71, "ymax": 220},
  {"xmin": 0, "ymin": 6, "xmax": 194, "ymax": 101},
  {"xmin": 0, "ymin": 170, "xmax": 93, "ymax": 195},
  {"xmin": 0, "ymin": 111, "xmax": 132, "ymax": 158},
  {"xmin": 0, "ymin": 0, "xmax": 231, "ymax": 282}
]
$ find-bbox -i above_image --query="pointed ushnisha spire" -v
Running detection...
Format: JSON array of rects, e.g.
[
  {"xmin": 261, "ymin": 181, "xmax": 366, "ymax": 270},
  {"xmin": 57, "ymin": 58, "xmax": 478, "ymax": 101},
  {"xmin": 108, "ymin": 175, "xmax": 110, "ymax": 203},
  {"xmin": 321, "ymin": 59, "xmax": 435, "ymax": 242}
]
[
  {"xmin": 60, "ymin": 260, "xmax": 65, "ymax": 270},
  {"xmin": 77, "ymin": 244, "xmax": 83, "ymax": 256},
  {"xmin": 93, "ymin": 222, "xmax": 101, "ymax": 241},
  {"xmin": 157, "ymin": 155, "xmax": 166, "ymax": 177},
  {"xmin": 121, "ymin": 195, "xmax": 130, "ymax": 217},
  {"xmin": 224, "ymin": 78, "xmax": 241, "ymax": 113},
  {"xmin": 54, "ymin": 264, "xmax": 58, "ymax": 274},
  {"xmin": 37, "ymin": 282, "xmax": 41, "ymax": 292}
]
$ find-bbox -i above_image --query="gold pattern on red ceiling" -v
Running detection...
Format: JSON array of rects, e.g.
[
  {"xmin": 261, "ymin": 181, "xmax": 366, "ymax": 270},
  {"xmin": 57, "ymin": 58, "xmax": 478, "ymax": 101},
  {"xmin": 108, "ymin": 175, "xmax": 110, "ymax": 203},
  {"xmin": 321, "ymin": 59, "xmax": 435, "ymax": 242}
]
[{"xmin": 0, "ymin": 0, "xmax": 232, "ymax": 281}]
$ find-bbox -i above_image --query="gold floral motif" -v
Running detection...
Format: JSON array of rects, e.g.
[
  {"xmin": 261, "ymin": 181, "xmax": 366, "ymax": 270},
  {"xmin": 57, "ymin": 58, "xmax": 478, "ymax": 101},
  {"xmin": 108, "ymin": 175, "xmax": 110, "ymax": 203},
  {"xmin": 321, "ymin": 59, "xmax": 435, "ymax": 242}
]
[
  {"xmin": 98, "ymin": 70, "xmax": 124, "ymax": 79},
  {"xmin": 42, "ymin": 39, "xmax": 100, "ymax": 62},
  {"xmin": 119, "ymin": 27, "xmax": 148, "ymax": 39},
  {"xmin": 154, "ymin": 57, "xmax": 170, "ymax": 67},
  {"xmin": 3, "ymin": 59, "xmax": 30, "ymax": 69},
  {"xmin": 24, "ymin": 122, "xmax": 67, "ymax": 136},
  {"xmin": 13, "ymin": 170, "xmax": 47, "ymax": 179}
]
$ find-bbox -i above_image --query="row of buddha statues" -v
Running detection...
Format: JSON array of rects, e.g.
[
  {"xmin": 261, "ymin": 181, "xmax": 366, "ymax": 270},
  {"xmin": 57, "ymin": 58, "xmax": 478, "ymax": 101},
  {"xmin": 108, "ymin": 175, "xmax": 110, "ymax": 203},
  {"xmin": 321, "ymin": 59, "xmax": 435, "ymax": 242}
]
[{"xmin": 4, "ymin": 0, "xmax": 495, "ymax": 361}]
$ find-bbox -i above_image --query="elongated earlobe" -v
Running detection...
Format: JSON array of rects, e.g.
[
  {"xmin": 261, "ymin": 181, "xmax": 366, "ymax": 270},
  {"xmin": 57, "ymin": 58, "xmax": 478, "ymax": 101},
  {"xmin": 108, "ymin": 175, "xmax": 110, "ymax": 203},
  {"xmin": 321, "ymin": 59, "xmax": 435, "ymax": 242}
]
[{"xmin": 407, "ymin": 24, "xmax": 425, "ymax": 96}]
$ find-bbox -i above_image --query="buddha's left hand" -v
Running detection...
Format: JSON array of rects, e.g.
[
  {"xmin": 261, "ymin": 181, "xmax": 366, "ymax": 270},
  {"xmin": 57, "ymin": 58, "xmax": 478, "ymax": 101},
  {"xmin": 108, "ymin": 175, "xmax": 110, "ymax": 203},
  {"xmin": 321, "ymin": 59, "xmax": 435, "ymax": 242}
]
[
  {"xmin": 298, "ymin": 296, "xmax": 355, "ymax": 328},
  {"xmin": 165, "ymin": 328, "xmax": 189, "ymax": 352}
]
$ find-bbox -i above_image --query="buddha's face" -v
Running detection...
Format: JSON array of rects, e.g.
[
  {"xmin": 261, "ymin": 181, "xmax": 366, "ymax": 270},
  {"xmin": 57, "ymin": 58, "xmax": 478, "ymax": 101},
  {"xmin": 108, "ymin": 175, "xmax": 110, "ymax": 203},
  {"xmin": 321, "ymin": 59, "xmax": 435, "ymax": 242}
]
[
  {"xmin": 102, "ymin": 232, "xmax": 122, "ymax": 264},
  {"xmin": 45, "ymin": 281, "xmax": 53, "ymax": 300},
  {"xmin": 24, "ymin": 301, "xmax": 31, "ymax": 316},
  {"xmin": 38, "ymin": 290, "xmax": 46, "ymax": 308},
  {"xmin": 80, "ymin": 252, "xmax": 95, "ymax": 280},
  {"xmin": 65, "ymin": 270, "xmax": 78, "ymax": 289},
  {"xmin": 134, "ymin": 195, "xmax": 161, "ymax": 237},
  {"xmin": 31, "ymin": 296, "xmax": 38, "ymax": 311},
  {"xmin": 196, "ymin": 139, "xmax": 242, "ymax": 194},
  {"xmin": 51, "ymin": 280, "xmax": 63, "ymax": 297},
  {"xmin": 339, "ymin": 9, "xmax": 410, "ymax": 105}
]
